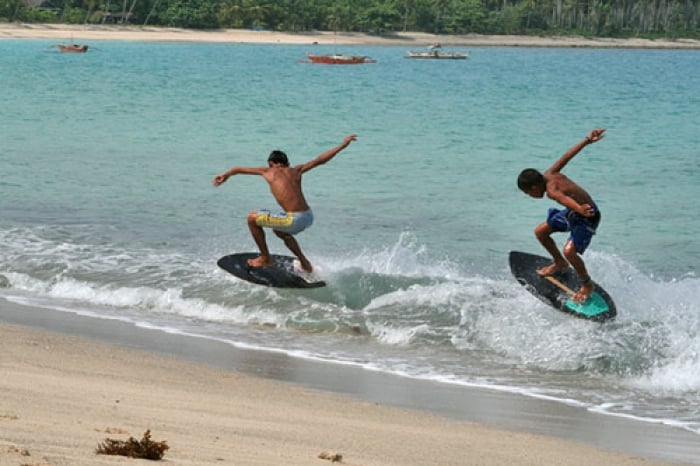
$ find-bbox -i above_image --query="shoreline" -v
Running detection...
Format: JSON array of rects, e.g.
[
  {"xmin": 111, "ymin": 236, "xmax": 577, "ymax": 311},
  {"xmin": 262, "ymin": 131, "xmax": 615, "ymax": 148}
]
[
  {"xmin": 2, "ymin": 22, "xmax": 700, "ymax": 49},
  {"xmin": 1, "ymin": 297, "xmax": 699, "ymax": 465}
]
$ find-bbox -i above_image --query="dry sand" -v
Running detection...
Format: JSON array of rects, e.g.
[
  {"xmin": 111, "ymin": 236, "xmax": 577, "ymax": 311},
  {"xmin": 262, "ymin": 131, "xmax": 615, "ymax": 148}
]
[
  {"xmin": 0, "ymin": 319, "xmax": 680, "ymax": 466},
  {"xmin": 1, "ymin": 22, "xmax": 700, "ymax": 49}
]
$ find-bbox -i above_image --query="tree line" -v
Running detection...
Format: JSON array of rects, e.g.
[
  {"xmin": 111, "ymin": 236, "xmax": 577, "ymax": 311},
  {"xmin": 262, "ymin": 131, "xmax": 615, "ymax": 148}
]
[{"xmin": 4, "ymin": 0, "xmax": 699, "ymax": 39}]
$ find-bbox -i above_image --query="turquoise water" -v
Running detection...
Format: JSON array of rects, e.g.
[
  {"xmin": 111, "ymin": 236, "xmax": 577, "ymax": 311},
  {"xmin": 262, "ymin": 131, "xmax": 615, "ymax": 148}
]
[{"xmin": 2, "ymin": 39, "xmax": 700, "ymax": 433}]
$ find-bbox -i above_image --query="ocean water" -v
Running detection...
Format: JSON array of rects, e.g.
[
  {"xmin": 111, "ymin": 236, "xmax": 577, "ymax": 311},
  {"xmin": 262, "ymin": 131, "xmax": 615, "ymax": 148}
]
[{"xmin": 2, "ymin": 39, "xmax": 700, "ymax": 434}]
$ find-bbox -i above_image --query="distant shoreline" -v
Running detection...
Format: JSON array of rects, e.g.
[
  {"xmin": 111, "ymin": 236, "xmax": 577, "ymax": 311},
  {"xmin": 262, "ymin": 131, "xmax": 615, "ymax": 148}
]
[{"xmin": 2, "ymin": 23, "xmax": 700, "ymax": 49}]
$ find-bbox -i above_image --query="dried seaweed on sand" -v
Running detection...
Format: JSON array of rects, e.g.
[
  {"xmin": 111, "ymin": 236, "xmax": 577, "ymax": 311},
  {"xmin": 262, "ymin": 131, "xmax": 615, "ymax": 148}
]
[
  {"xmin": 318, "ymin": 451, "xmax": 343, "ymax": 462},
  {"xmin": 96, "ymin": 429, "xmax": 169, "ymax": 460}
]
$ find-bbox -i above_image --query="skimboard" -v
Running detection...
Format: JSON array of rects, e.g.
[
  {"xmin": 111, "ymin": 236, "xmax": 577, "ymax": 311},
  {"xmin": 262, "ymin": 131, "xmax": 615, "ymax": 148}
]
[
  {"xmin": 217, "ymin": 253, "xmax": 325, "ymax": 288},
  {"xmin": 509, "ymin": 251, "xmax": 616, "ymax": 322}
]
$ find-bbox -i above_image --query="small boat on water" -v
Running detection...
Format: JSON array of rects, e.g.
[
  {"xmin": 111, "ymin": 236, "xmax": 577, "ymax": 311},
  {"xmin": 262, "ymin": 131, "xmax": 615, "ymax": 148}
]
[
  {"xmin": 304, "ymin": 53, "xmax": 376, "ymax": 65},
  {"xmin": 57, "ymin": 44, "xmax": 89, "ymax": 53},
  {"xmin": 405, "ymin": 44, "xmax": 467, "ymax": 60},
  {"xmin": 406, "ymin": 50, "xmax": 467, "ymax": 59}
]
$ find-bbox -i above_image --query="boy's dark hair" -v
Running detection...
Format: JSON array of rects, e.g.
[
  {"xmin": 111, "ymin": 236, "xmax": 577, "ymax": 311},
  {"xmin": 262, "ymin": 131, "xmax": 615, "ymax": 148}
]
[
  {"xmin": 268, "ymin": 150, "xmax": 289, "ymax": 166},
  {"xmin": 517, "ymin": 168, "xmax": 544, "ymax": 191}
]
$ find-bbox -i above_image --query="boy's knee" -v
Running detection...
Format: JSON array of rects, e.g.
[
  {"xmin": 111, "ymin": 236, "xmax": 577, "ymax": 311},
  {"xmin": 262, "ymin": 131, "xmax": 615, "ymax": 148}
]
[
  {"xmin": 247, "ymin": 212, "xmax": 258, "ymax": 224},
  {"xmin": 563, "ymin": 242, "xmax": 578, "ymax": 259},
  {"xmin": 534, "ymin": 224, "xmax": 550, "ymax": 240}
]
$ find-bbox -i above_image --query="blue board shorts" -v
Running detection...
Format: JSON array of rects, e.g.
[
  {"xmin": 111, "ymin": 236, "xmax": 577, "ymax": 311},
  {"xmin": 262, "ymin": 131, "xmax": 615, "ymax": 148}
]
[
  {"xmin": 255, "ymin": 209, "xmax": 313, "ymax": 235},
  {"xmin": 546, "ymin": 205, "xmax": 601, "ymax": 254}
]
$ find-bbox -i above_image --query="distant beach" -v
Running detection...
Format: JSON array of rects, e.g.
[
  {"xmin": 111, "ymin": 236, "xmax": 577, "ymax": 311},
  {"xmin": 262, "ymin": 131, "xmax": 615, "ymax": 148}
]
[{"xmin": 2, "ymin": 22, "xmax": 700, "ymax": 49}]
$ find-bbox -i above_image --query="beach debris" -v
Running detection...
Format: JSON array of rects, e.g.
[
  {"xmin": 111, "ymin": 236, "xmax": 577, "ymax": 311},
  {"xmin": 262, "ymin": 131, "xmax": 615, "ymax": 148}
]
[
  {"xmin": 96, "ymin": 429, "xmax": 169, "ymax": 460},
  {"xmin": 318, "ymin": 451, "xmax": 343, "ymax": 462},
  {"xmin": 95, "ymin": 427, "xmax": 129, "ymax": 434},
  {"xmin": 6, "ymin": 445, "xmax": 30, "ymax": 456}
]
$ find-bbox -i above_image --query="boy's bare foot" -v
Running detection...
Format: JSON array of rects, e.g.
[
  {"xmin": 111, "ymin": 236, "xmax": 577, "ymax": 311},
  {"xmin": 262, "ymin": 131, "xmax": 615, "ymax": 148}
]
[
  {"xmin": 247, "ymin": 256, "xmax": 274, "ymax": 268},
  {"xmin": 573, "ymin": 280, "xmax": 594, "ymax": 303},
  {"xmin": 536, "ymin": 261, "xmax": 569, "ymax": 276},
  {"xmin": 293, "ymin": 258, "xmax": 313, "ymax": 273}
]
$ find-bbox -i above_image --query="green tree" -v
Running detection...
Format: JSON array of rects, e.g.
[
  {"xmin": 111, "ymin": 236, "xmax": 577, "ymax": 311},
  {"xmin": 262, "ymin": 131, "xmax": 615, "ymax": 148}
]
[
  {"xmin": 0, "ymin": 0, "xmax": 21, "ymax": 20},
  {"xmin": 217, "ymin": 0, "xmax": 243, "ymax": 28},
  {"xmin": 358, "ymin": 1, "xmax": 402, "ymax": 32},
  {"xmin": 4, "ymin": 0, "xmax": 698, "ymax": 39},
  {"xmin": 451, "ymin": 0, "xmax": 488, "ymax": 33},
  {"xmin": 164, "ymin": 0, "xmax": 219, "ymax": 28}
]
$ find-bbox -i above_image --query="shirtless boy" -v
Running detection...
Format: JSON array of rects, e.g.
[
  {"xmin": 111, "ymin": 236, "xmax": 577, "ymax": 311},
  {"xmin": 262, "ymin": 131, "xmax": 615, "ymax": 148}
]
[
  {"xmin": 213, "ymin": 134, "xmax": 357, "ymax": 273},
  {"xmin": 517, "ymin": 128, "xmax": 606, "ymax": 302}
]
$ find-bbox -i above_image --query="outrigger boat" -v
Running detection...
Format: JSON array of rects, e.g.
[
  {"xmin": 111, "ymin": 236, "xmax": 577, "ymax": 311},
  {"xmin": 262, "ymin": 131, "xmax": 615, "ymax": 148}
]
[
  {"xmin": 405, "ymin": 44, "xmax": 467, "ymax": 60},
  {"xmin": 304, "ymin": 53, "xmax": 375, "ymax": 65},
  {"xmin": 57, "ymin": 44, "xmax": 89, "ymax": 53}
]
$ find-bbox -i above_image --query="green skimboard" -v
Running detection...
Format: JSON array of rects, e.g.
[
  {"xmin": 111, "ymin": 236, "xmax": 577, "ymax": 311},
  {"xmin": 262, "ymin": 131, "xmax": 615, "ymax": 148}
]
[{"xmin": 509, "ymin": 251, "xmax": 616, "ymax": 322}]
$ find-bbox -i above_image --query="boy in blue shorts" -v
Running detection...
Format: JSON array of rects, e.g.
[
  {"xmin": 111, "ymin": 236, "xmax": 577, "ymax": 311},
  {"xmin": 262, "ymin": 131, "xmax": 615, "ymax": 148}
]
[
  {"xmin": 213, "ymin": 134, "xmax": 357, "ymax": 273},
  {"xmin": 517, "ymin": 128, "xmax": 606, "ymax": 302}
]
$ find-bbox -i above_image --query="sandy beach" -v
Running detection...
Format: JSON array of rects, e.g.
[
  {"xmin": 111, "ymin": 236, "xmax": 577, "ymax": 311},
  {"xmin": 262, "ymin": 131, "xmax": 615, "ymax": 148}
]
[
  {"xmin": 1, "ymin": 22, "xmax": 700, "ymax": 49},
  {"xmin": 1, "ymin": 298, "xmax": 697, "ymax": 466}
]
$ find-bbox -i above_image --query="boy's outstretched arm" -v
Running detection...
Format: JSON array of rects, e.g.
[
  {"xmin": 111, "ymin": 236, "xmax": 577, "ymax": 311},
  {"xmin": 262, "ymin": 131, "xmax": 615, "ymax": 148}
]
[
  {"xmin": 546, "ymin": 128, "xmax": 606, "ymax": 175},
  {"xmin": 212, "ymin": 166, "xmax": 267, "ymax": 186},
  {"xmin": 298, "ymin": 134, "xmax": 357, "ymax": 173}
]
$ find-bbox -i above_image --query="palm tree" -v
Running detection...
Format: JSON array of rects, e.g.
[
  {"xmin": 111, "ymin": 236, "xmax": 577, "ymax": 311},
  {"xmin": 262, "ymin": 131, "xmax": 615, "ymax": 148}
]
[
  {"xmin": 401, "ymin": 0, "xmax": 414, "ymax": 31},
  {"xmin": 245, "ymin": 1, "xmax": 268, "ymax": 28},
  {"xmin": 433, "ymin": 0, "xmax": 449, "ymax": 33},
  {"xmin": 144, "ymin": 0, "xmax": 160, "ymax": 25}
]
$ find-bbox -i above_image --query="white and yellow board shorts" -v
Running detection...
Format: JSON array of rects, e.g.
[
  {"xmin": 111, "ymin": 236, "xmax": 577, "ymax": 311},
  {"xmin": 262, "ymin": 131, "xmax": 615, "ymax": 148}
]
[{"xmin": 255, "ymin": 210, "xmax": 314, "ymax": 235}]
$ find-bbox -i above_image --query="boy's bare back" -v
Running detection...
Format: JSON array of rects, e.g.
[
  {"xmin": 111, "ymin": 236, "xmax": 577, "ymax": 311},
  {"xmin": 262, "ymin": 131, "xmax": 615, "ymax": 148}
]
[
  {"xmin": 543, "ymin": 172, "xmax": 595, "ymax": 215},
  {"xmin": 262, "ymin": 166, "xmax": 309, "ymax": 212}
]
